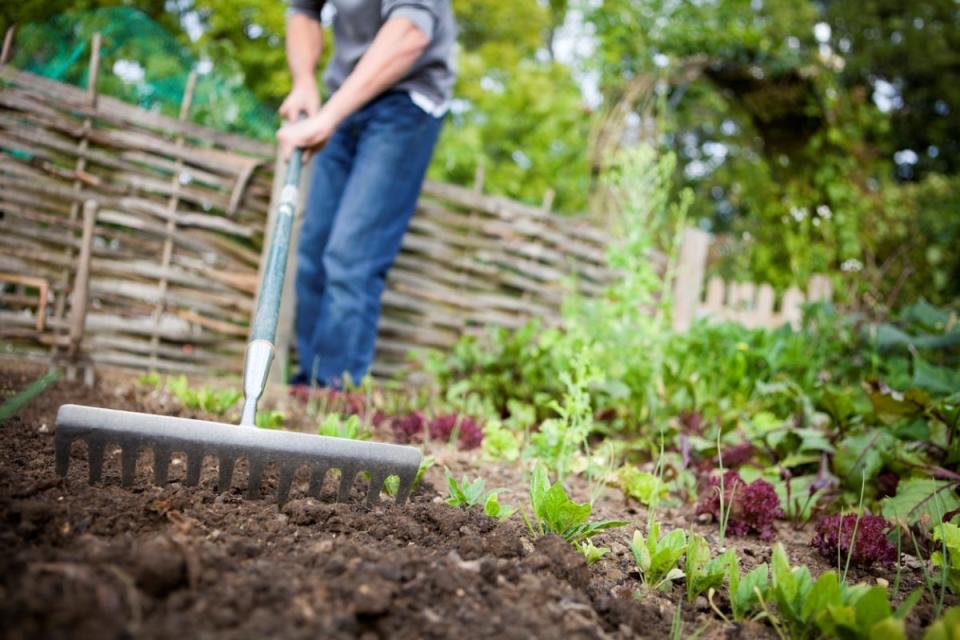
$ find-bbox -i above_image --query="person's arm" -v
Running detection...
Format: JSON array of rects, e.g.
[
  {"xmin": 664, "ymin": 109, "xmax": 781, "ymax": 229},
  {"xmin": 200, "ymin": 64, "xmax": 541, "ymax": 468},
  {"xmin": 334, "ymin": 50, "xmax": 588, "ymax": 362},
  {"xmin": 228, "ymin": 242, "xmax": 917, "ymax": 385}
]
[
  {"xmin": 278, "ymin": 9, "xmax": 325, "ymax": 122},
  {"xmin": 277, "ymin": 17, "xmax": 431, "ymax": 159}
]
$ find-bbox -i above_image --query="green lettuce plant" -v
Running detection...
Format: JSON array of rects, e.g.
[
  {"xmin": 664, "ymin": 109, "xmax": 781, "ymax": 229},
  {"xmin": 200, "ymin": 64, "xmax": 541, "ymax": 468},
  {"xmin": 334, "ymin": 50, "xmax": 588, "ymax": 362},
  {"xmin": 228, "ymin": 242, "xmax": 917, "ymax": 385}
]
[
  {"xmin": 684, "ymin": 533, "xmax": 735, "ymax": 603},
  {"xmin": 523, "ymin": 464, "xmax": 627, "ymax": 544},
  {"xmin": 630, "ymin": 522, "xmax": 687, "ymax": 591}
]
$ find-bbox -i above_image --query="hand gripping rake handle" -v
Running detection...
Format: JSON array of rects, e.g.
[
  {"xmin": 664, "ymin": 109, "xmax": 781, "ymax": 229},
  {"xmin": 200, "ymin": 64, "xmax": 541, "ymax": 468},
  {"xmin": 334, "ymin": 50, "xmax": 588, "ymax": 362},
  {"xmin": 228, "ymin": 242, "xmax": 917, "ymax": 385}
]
[{"xmin": 240, "ymin": 147, "xmax": 304, "ymax": 426}]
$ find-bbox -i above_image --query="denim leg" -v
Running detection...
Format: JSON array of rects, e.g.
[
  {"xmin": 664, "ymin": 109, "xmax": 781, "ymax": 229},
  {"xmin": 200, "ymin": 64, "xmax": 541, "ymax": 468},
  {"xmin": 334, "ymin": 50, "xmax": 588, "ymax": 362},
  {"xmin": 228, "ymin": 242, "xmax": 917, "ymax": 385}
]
[
  {"xmin": 309, "ymin": 93, "xmax": 444, "ymax": 384},
  {"xmin": 293, "ymin": 126, "xmax": 356, "ymax": 382}
]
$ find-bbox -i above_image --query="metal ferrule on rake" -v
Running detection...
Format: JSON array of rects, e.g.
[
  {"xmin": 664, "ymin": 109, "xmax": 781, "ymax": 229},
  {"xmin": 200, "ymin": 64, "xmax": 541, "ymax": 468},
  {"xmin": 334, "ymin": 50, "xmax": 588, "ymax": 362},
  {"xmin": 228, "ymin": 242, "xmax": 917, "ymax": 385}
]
[{"xmin": 55, "ymin": 405, "xmax": 422, "ymax": 505}]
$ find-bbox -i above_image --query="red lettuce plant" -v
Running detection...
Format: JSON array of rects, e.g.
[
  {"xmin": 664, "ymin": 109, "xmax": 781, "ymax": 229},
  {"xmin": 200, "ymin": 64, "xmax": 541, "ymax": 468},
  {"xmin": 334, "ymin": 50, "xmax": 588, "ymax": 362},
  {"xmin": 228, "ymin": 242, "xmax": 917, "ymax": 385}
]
[
  {"xmin": 811, "ymin": 513, "xmax": 898, "ymax": 567},
  {"xmin": 429, "ymin": 415, "xmax": 484, "ymax": 450},
  {"xmin": 696, "ymin": 470, "xmax": 783, "ymax": 541},
  {"xmin": 429, "ymin": 415, "xmax": 458, "ymax": 440},
  {"xmin": 391, "ymin": 411, "xmax": 425, "ymax": 443},
  {"xmin": 391, "ymin": 413, "xmax": 483, "ymax": 450},
  {"xmin": 456, "ymin": 417, "xmax": 484, "ymax": 450}
]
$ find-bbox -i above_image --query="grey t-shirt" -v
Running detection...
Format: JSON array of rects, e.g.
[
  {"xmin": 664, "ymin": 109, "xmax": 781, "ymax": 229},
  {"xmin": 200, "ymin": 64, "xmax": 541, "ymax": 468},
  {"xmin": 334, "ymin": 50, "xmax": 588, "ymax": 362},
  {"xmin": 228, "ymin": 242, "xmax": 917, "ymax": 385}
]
[{"xmin": 288, "ymin": 0, "xmax": 456, "ymax": 115}]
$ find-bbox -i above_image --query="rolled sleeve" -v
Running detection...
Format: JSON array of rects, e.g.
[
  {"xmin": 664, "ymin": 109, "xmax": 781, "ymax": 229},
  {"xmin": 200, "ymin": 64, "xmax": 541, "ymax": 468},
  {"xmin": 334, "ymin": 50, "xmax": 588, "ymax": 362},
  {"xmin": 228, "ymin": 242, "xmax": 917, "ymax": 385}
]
[
  {"xmin": 287, "ymin": 0, "xmax": 325, "ymax": 22},
  {"xmin": 382, "ymin": 0, "xmax": 438, "ymax": 41}
]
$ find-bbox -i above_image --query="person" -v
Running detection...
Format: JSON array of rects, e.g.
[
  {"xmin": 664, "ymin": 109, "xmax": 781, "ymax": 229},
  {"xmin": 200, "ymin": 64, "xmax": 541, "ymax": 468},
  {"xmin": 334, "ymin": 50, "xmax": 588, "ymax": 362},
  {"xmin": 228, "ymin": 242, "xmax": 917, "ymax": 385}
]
[{"xmin": 276, "ymin": 0, "xmax": 455, "ymax": 387}]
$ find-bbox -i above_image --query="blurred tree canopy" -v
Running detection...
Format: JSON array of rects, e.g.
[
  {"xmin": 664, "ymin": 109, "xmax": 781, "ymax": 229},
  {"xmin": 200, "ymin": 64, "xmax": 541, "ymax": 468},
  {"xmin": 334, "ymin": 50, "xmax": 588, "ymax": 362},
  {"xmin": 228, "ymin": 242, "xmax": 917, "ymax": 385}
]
[{"xmin": 2, "ymin": 0, "xmax": 958, "ymax": 307}]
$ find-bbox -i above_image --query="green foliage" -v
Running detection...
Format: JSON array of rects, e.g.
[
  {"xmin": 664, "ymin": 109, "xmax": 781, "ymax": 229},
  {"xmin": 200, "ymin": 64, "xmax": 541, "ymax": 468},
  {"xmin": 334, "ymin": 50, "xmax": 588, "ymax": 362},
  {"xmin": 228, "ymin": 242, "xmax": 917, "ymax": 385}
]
[
  {"xmin": 166, "ymin": 375, "xmax": 240, "ymax": 416},
  {"xmin": 480, "ymin": 420, "xmax": 521, "ymax": 462},
  {"xmin": 524, "ymin": 464, "xmax": 627, "ymax": 545},
  {"xmin": 317, "ymin": 413, "xmax": 366, "ymax": 440},
  {"xmin": 616, "ymin": 466, "xmax": 668, "ymax": 507},
  {"xmin": 444, "ymin": 468, "xmax": 515, "ymax": 520},
  {"xmin": 766, "ymin": 543, "xmax": 913, "ymax": 640},
  {"xmin": 576, "ymin": 540, "xmax": 610, "ymax": 566},
  {"xmin": 924, "ymin": 607, "xmax": 960, "ymax": 640},
  {"xmin": 629, "ymin": 522, "xmax": 687, "ymax": 591},
  {"xmin": 482, "ymin": 492, "xmax": 517, "ymax": 522},
  {"xmin": 255, "ymin": 409, "xmax": 285, "ymax": 429},
  {"xmin": 445, "ymin": 468, "xmax": 487, "ymax": 507},
  {"xmin": 684, "ymin": 533, "xmax": 735, "ymax": 603},
  {"xmin": 727, "ymin": 561, "xmax": 769, "ymax": 622},
  {"xmin": 882, "ymin": 479, "xmax": 960, "ymax": 529},
  {"xmin": 932, "ymin": 523, "xmax": 960, "ymax": 595},
  {"xmin": 383, "ymin": 455, "xmax": 434, "ymax": 498}
]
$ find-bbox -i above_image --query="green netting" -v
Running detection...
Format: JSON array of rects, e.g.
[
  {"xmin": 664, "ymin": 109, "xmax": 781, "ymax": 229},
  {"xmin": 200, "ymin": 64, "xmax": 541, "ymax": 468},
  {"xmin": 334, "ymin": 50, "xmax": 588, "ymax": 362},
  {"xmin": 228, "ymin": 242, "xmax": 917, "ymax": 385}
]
[{"xmin": 9, "ymin": 7, "xmax": 277, "ymax": 140}]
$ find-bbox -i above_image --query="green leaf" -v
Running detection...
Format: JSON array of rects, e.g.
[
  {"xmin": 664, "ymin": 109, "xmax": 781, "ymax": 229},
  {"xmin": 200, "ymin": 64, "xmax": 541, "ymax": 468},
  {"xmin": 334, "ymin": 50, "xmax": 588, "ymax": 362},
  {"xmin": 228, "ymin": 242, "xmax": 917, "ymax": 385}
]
[
  {"xmin": 803, "ymin": 571, "xmax": 842, "ymax": 624},
  {"xmin": 833, "ymin": 430, "xmax": 896, "ymax": 488},
  {"xmin": 913, "ymin": 354, "xmax": 960, "ymax": 395},
  {"xmin": 867, "ymin": 617, "xmax": 905, "ymax": 640},
  {"xmin": 882, "ymin": 478, "xmax": 960, "ymax": 528},
  {"xmin": 616, "ymin": 466, "xmax": 668, "ymax": 506},
  {"xmin": 730, "ymin": 563, "xmax": 768, "ymax": 621},
  {"xmin": 854, "ymin": 586, "xmax": 893, "ymax": 630},
  {"xmin": 483, "ymin": 492, "xmax": 516, "ymax": 521},
  {"xmin": 864, "ymin": 381, "xmax": 929, "ymax": 420},
  {"xmin": 922, "ymin": 607, "xmax": 960, "ymax": 640},
  {"xmin": 631, "ymin": 529, "xmax": 652, "ymax": 573}
]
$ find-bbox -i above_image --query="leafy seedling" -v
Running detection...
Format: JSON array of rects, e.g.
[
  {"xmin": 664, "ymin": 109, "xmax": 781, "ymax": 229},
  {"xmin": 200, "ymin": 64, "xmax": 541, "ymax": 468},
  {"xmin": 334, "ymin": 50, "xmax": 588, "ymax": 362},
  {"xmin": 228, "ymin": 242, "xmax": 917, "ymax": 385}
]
[
  {"xmin": 630, "ymin": 522, "xmax": 687, "ymax": 591},
  {"xmin": 727, "ymin": 560, "xmax": 769, "ymax": 622},
  {"xmin": 523, "ymin": 463, "xmax": 627, "ymax": 544},
  {"xmin": 445, "ymin": 468, "xmax": 516, "ymax": 521},
  {"xmin": 685, "ymin": 533, "xmax": 735, "ymax": 603},
  {"xmin": 933, "ymin": 522, "xmax": 960, "ymax": 595},
  {"xmin": 384, "ymin": 455, "xmax": 434, "ymax": 497},
  {"xmin": 577, "ymin": 539, "xmax": 611, "ymax": 565},
  {"xmin": 446, "ymin": 468, "xmax": 489, "ymax": 507},
  {"xmin": 255, "ymin": 409, "xmax": 285, "ymax": 429},
  {"xmin": 483, "ymin": 491, "xmax": 517, "ymax": 522},
  {"xmin": 318, "ymin": 413, "xmax": 367, "ymax": 440}
]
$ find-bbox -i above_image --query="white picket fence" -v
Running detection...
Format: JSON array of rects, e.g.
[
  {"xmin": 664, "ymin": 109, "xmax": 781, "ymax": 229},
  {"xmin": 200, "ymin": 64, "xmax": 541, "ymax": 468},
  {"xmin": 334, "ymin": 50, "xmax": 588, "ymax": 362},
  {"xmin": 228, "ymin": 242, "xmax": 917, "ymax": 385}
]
[{"xmin": 670, "ymin": 228, "xmax": 834, "ymax": 331}]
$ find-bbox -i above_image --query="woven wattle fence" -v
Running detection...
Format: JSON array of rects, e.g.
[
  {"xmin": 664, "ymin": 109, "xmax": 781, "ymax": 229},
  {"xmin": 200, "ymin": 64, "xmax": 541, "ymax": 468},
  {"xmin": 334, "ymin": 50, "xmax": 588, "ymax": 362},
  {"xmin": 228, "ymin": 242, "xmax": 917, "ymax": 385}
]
[{"xmin": 0, "ymin": 48, "xmax": 616, "ymax": 380}]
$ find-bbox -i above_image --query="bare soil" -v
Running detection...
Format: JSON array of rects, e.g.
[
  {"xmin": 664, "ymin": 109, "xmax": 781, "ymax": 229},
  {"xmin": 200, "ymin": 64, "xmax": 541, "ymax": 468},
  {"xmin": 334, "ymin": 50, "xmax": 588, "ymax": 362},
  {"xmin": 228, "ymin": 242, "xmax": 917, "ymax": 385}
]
[{"xmin": 0, "ymin": 360, "xmax": 947, "ymax": 639}]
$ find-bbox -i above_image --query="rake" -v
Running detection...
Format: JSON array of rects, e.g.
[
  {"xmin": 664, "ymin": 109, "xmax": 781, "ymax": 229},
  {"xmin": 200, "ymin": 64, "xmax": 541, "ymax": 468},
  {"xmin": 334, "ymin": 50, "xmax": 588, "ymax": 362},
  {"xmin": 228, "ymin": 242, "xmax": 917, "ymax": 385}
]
[{"xmin": 54, "ymin": 146, "xmax": 422, "ymax": 506}]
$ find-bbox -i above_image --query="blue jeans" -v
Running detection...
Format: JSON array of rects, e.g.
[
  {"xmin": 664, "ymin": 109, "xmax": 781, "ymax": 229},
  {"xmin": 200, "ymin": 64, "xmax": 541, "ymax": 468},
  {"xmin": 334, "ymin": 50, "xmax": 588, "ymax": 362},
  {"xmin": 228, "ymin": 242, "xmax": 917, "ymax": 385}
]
[{"xmin": 293, "ymin": 91, "xmax": 444, "ymax": 386}]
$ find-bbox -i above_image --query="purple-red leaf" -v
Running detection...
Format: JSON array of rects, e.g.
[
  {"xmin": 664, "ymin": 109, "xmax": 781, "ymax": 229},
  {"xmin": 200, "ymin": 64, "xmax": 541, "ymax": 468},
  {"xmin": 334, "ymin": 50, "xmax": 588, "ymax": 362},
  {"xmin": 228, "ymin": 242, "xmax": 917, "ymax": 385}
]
[{"xmin": 811, "ymin": 513, "xmax": 898, "ymax": 567}]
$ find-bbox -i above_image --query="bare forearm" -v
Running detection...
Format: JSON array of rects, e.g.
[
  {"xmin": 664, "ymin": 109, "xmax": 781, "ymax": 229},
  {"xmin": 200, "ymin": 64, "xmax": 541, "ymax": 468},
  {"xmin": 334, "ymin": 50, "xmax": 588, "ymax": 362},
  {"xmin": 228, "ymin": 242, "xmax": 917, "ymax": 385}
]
[
  {"xmin": 322, "ymin": 18, "xmax": 429, "ymax": 125},
  {"xmin": 287, "ymin": 13, "xmax": 324, "ymax": 86}
]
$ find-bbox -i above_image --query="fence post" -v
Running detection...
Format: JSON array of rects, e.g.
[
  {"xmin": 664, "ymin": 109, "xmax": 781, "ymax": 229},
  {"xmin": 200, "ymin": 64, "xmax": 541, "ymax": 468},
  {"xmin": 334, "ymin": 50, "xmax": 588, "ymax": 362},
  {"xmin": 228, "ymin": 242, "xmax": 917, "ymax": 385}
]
[
  {"xmin": 49, "ymin": 33, "xmax": 101, "ymax": 336},
  {"xmin": 754, "ymin": 283, "xmax": 775, "ymax": 328},
  {"xmin": 148, "ymin": 69, "xmax": 197, "ymax": 368},
  {"xmin": 671, "ymin": 227, "xmax": 711, "ymax": 331},
  {"xmin": 780, "ymin": 287, "xmax": 805, "ymax": 329}
]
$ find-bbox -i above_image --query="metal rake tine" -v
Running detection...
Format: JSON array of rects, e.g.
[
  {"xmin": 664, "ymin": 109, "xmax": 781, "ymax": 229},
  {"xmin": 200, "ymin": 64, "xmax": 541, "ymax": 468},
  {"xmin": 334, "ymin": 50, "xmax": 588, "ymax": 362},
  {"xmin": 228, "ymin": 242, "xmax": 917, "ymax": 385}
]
[
  {"xmin": 120, "ymin": 444, "xmax": 138, "ymax": 487},
  {"xmin": 185, "ymin": 452, "xmax": 203, "ymax": 486},
  {"xmin": 54, "ymin": 435, "xmax": 71, "ymax": 478},
  {"xmin": 87, "ymin": 439, "xmax": 106, "ymax": 484},
  {"xmin": 217, "ymin": 456, "xmax": 234, "ymax": 493},
  {"xmin": 276, "ymin": 464, "xmax": 295, "ymax": 506},
  {"xmin": 394, "ymin": 468, "xmax": 417, "ymax": 506},
  {"xmin": 152, "ymin": 445, "xmax": 171, "ymax": 485},
  {"xmin": 55, "ymin": 405, "xmax": 424, "ymax": 507},
  {"xmin": 365, "ymin": 471, "xmax": 386, "ymax": 506},
  {"xmin": 247, "ymin": 458, "xmax": 265, "ymax": 499},
  {"xmin": 337, "ymin": 466, "xmax": 358, "ymax": 502}
]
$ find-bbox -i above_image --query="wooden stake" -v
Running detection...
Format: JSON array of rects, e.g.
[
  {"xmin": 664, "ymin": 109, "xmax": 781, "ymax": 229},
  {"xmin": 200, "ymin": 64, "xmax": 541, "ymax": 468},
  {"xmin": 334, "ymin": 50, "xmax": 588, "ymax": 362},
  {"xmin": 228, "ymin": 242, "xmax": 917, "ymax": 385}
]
[
  {"xmin": 148, "ymin": 69, "xmax": 198, "ymax": 367},
  {"xmin": 51, "ymin": 32, "xmax": 102, "ymax": 329},
  {"xmin": 1, "ymin": 26, "xmax": 15, "ymax": 66},
  {"xmin": 67, "ymin": 200, "xmax": 98, "ymax": 358}
]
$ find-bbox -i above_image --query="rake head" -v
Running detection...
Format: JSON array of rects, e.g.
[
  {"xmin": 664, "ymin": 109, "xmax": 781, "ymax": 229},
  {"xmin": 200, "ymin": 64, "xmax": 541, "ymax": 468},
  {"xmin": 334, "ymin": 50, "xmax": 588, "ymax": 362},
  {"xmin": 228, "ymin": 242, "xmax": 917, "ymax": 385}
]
[{"xmin": 54, "ymin": 404, "xmax": 422, "ymax": 506}]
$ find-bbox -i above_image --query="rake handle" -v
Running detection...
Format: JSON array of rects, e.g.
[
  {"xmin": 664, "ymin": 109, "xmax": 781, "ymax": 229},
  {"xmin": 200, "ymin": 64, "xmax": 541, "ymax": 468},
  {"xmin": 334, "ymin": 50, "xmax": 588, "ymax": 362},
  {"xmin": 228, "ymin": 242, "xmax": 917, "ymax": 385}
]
[
  {"xmin": 252, "ymin": 148, "xmax": 303, "ymax": 342},
  {"xmin": 240, "ymin": 147, "xmax": 304, "ymax": 426}
]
